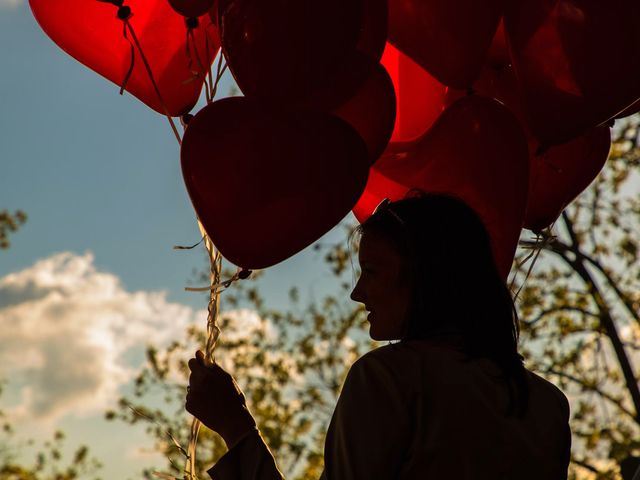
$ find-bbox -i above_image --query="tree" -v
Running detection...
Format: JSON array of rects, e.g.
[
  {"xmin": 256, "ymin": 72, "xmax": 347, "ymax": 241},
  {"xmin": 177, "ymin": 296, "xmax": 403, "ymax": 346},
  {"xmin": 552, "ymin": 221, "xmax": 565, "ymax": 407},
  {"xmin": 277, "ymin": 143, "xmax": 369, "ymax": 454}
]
[
  {"xmin": 0, "ymin": 381, "xmax": 102, "ymax": 480},
  {"xmin": 109, "ymin": 120, "xmax": 640, "ymax": 480},
  {"xmin": 0, "ymin": 210, "xmax": 26, "ymax": 250},
  {"xmin": 513, "ymin": 119, "xmax": 640, "ymax": 480}
]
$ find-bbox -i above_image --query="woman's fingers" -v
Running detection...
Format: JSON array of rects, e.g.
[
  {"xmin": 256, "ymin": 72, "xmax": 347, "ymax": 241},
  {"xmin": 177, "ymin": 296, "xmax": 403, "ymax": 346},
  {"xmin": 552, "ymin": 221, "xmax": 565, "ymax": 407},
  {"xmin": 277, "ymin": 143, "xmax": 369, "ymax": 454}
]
[
  {"xmin": 187, "ymin": 352, "xmax": 232, "ymax": 393},
  {"xmin": 187, "ymin": 359, "xmax": 211, "ymax": 398},
  {"xmin": 187, "ymin": 357, "xmax": 199, "ymax": 372},
  {"xmin": 189, "ymin": 351, "xmax": 216, "ymax": 372},
  {"xmin": 184, "ymin": 352, "xmax": 257, "ymax": 444},
  {"xmin": 196, "ymin": 350, "xmax": 214, "ymax": 367}
]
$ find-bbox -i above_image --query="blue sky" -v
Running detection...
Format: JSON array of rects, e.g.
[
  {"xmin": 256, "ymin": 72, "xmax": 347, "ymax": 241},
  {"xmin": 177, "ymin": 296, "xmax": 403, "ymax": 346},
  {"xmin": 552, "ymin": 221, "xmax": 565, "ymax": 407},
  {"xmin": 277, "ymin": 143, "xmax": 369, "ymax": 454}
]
[{"xmin": 0, "ymin": 2, "xmax": 355, "ymax": 477}]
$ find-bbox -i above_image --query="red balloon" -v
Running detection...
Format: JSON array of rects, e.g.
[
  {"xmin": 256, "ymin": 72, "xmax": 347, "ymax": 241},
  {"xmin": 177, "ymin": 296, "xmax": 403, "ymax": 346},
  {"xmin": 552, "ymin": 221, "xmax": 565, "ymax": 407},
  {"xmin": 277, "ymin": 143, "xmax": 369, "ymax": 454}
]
[
  {"xmin": 352, "ymin": 146, "xmax": 413, "ymax": 222},
  {"xmin": 388, "ymin": 0, "xmax": 504, "ymax": 88},
  {"xmin": 330, "ymin": 63, "xmax": 396, "ymax": 164},
  {"xmin": 354, "ymin": 96, "xmax": 530, "ymax": 279},
  {"xmin": 181, "ymin": 98, "xmax": 370, "ymax": 269},
  {"xmin": 447, "ymin": 66, "xmax": 611, "ymax": 232},
  {"xmin": 218, "ymin": 0, "xmax": 386, "ymax": 104},
  {"xmin": 29, "ymin": 0, "xmax": 220, "ymax": 116},
  {"xmin": 526, "ymin": 127, "xmax": 610, "ymax": 232},
  {"xmin": 381, "ymin": 43, "xmax": 447, "ymax": 144},
  {"xmin": 506, "ymin": 0, "xmax": 640, "ymax": 146},
  {"xmin": 305, "ymin": 56, "xmax": 396, "ymax": 164},
  {"xmin": 169, "ymin": 0, "xmax": 215, "ymax": 18}
]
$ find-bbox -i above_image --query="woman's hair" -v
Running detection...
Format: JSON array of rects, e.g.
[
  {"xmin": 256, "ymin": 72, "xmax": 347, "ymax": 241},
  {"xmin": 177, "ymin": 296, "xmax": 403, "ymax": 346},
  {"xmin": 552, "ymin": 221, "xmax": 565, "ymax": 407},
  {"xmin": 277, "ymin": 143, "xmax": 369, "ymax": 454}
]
[{"xmin": 355, "ymin": 191, "xmax": 530, "ymax": 418}]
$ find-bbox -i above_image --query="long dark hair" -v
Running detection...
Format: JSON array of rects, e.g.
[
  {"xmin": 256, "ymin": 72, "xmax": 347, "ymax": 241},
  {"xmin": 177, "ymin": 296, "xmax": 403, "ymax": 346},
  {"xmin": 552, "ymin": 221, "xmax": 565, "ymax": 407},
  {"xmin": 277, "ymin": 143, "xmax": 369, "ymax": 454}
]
[{"xmin": 356, "ymin": 192, "xmax": 530, "ymax": 418}]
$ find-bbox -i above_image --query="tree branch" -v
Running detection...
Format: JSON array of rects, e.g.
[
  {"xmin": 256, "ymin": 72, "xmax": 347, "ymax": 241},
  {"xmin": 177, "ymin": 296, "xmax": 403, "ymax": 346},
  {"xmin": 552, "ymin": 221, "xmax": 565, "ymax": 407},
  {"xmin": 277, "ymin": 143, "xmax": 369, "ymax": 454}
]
[
  {"xmin": 560, "ymin": 212, "xmax": 640, "ymax": 329},
  {"xmin": 545, "ymin": 367, "xmax": 636, "ymax": 423},
  {"xmin": 549, "ymin": 213, "xmax": 640, "ymax": 424},
  {"xmin": 523, "ymin": 305, "xmax": 599, "ymax": 328},
  {"xmin": 571, "ymin": 456, "xmax": 601, "ymax": 474}
]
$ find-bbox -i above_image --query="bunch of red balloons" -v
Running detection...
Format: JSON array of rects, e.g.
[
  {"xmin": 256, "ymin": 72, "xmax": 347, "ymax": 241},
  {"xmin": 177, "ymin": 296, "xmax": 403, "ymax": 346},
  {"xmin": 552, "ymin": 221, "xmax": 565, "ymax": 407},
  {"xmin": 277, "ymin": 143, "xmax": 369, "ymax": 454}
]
[{"xmin": 32, "ymin": 0, "xmax": 640, "ymax": 274}]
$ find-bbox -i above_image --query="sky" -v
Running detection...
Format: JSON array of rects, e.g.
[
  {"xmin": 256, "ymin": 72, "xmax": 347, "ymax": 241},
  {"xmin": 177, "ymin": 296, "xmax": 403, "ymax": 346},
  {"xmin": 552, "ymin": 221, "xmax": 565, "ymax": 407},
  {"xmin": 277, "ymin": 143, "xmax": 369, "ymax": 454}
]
[{"xmin": 0, "ymin": 1, "xmax": 355, "ymax": 477}]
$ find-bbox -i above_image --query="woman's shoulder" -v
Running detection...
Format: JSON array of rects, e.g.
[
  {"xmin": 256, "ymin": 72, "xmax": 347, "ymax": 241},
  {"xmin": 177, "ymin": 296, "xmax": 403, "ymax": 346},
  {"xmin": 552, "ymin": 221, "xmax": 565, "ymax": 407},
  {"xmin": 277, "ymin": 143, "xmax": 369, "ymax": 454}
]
[
  {"xmin": 525, "ymin": 369, "xmax": 571, "ymax": 419},
  {"xmin": 340, "ymin": 343, "xmax": 426, "ymax": 407},
  {"xmin": 351, "ymin": 340, "xmax": 462, "ymax": 392},
  {"xmin": 357, "ymin": 338, "xmax": 466, "ymax": 369},
  {"xmin": 353, "ymin": 341, "xmax": 570, "ymax": 420}
]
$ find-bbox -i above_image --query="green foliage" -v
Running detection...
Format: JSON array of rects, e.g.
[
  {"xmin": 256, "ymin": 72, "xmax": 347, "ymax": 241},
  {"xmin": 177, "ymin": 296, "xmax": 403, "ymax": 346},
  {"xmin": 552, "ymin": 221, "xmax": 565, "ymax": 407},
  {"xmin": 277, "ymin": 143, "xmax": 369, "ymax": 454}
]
[
  {"xmin": 0, "ymin": 383, "xmax": 102, "ymax": 480},
  {"xmin": 513, "ymin": 119, "xmax": 640, "ymax": 479},
  {"xmin": 109, "ymin": 121, "xmax": 640, "ymax": 480},
  {"xmin": 107, "ymin": 256, "xmax": 373, "ymax": 479},
  {"xmin": 0, "ymin": 210, "xmax": 26, "ymax": 250}
]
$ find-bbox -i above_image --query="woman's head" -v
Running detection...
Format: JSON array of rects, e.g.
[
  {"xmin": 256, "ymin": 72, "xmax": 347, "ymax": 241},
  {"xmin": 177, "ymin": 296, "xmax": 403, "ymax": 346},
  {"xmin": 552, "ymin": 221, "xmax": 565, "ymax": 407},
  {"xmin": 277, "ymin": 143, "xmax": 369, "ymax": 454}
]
[
  {"xmin": 351, "ymin": 192, "xmax": 528, "ymax": 416},
  {"xmin": 352, "ymin": 192, "xmax": 514, "ymax": 342}
]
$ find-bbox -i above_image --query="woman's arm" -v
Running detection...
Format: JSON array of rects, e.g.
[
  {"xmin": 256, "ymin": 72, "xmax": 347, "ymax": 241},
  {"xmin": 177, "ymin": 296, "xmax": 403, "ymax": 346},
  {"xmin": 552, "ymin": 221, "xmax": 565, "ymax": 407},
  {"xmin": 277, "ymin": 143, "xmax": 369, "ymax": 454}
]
[
  {"xmin": 207, "ymin": 430, "xmax": 284, "ymax": 480},
  {"xmin": 186, "ymin": 351, "xmax": 284, "ymax": 480},
  {"xmin": 187, "ymin": 348, "xmax": 412, "ymax": 480}
]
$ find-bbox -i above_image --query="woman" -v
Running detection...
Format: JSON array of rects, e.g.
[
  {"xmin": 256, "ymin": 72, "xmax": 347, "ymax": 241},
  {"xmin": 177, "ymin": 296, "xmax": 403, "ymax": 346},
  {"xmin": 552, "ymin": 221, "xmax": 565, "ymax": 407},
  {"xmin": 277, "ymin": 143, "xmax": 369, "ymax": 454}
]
[{"xmin": 186, "ymin": 193, "xmax": 571, "ymax": 479}]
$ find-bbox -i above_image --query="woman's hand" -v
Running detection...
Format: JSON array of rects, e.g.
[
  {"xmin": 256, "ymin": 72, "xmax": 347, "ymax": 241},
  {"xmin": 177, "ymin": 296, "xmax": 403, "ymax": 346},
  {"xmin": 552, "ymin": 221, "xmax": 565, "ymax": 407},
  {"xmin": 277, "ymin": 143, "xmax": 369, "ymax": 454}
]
[{"xmin": 185, "ymin": 351, "xmax": 257, "ymax": 449}]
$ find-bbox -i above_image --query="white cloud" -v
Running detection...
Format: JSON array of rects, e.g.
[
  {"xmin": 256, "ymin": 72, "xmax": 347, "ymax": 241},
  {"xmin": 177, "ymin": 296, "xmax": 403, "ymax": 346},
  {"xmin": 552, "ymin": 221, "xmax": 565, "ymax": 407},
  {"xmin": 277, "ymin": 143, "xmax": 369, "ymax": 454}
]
[
  {"xmin": 0, "ymin": 0, "xmax": 22, "ymax": 9},
  {"xmin": 0, "ymin": 252, "xmax": 203, "ymax": 424}
]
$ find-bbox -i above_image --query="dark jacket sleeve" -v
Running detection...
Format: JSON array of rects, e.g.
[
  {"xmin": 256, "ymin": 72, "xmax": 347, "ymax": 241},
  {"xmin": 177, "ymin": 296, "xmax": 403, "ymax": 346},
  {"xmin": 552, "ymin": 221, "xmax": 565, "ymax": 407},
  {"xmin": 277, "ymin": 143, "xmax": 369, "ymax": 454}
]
[{"xmin": 208, "ymin": 429, "xmax": 284, "ymax": 480}]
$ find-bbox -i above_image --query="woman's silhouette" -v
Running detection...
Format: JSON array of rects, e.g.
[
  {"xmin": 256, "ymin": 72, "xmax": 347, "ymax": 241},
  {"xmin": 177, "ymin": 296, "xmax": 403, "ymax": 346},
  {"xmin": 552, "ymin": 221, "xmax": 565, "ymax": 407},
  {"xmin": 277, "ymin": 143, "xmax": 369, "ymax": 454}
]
[{"xmin": 186, "ymin": 193, "xmax": 571, "ymax": 479}]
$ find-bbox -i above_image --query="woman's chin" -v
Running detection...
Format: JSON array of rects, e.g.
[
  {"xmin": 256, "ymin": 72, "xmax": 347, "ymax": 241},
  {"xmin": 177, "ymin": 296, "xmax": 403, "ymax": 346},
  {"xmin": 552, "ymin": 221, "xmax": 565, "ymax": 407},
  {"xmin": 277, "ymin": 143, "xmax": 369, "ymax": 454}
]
[
  {"xmin": 368, "ymin": 325, "xmax": 389, "ymax": 341},
  {"xmin": 369, "ymin": 323, "xmax": 403, "ymax": 342}
]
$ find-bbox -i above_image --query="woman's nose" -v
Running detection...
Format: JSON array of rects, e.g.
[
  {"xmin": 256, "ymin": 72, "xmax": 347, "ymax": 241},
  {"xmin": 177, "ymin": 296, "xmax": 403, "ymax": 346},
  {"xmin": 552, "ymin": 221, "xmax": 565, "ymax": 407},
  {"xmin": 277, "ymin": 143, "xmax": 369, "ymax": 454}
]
[{"xmin": 350, "ymin": 277, "xmax": 365, "ymax": 303}]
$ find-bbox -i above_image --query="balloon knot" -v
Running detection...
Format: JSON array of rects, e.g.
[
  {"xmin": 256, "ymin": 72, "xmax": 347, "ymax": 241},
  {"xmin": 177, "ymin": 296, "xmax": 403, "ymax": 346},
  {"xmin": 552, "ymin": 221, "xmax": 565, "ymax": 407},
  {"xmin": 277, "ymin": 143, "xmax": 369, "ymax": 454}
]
[
  {"xmin": 182, "ymin": 113, "xmax": 194, "ymax": 124},
  {"xmin": 238, "ymin": 269, "xmax": 252, "ymax": 280},
  {"xmin": 117, "ymin": 5, "xmax": 132, "ymax": 20},
  {"xmin": 186, "ymin": 17, "xmax": 200, "ymax": 29}
]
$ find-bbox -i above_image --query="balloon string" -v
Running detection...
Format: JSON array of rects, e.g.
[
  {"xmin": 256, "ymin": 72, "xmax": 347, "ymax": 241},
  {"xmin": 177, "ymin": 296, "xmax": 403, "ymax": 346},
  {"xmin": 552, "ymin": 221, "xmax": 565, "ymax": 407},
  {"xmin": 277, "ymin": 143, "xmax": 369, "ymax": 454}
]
[
  {"xmin": 185, "ymin": 26, "xmax": 211, "ymax": 103},
  {"xmin": 184, "ymin": 268, "xmax": 247, "ymax": 292},
  {"xmin": 119, "ymin": 21, "xmax": 135, "ymax": 95},
  {"xmin": 210, "ymin": 53, "xmax": 228, "ymax": 101},
  {"xmin": 512, "ymin": 233, "xmax": 543, "ymax": 302},
  {"xmin": 204, "ymin": 27, "xmax": 215, "ymax": 101},
  {"xmin": 184, "ymin": 28, "xmax": 196, "ymax": 84},
  {"xmin": 189, "ymin": 29, "xmax": 208, "ymax": 89},
  {"xmin": 123, "ymin": 19, "xmax": 182, "ymax": 146},
  {"xmin": 202, "ymin": 231, "xmax": 223, "ymax": 362},
  {"xmin": 186, "ymin": 418, "xmax": 202, "ymax": 480},
  {"xmin": 184, "ymin": 30, "xmax": 208, "ymax": 103},
  {"xmin": 184, "ymin": 223, "xmax": 223, "ymax": 480},
  {"xmin": 173, "ymin": 237, "xmax": 205, "ymax": 250},
  {"xmin": 510, "ymin": 223, "xmax": 557, "ymax": 301}
]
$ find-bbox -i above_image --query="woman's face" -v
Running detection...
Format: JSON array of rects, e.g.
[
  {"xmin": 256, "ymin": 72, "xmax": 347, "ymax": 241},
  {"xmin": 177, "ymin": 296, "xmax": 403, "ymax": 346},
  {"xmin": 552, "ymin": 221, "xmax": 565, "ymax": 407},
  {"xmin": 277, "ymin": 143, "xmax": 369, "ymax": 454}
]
[{"xmin": 350, "ymin": 231, "xmax": 413, "ymax": 340}]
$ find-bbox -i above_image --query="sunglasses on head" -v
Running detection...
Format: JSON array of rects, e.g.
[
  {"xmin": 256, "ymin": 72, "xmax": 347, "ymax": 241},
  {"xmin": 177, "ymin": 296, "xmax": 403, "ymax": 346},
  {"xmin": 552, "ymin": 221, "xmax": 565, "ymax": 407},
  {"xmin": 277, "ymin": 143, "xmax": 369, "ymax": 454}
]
[{"xmin": 373, "ymin": 198, "xmax": 406, "ymax": 227}]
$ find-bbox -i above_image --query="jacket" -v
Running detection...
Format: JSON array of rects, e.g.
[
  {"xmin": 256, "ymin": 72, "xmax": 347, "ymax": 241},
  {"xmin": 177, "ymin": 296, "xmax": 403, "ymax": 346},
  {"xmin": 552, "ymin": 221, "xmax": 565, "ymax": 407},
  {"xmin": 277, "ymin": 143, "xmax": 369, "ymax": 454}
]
[{"xmin": 208, "ymin": 339, "xmax": 571, "ymax": 479}]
